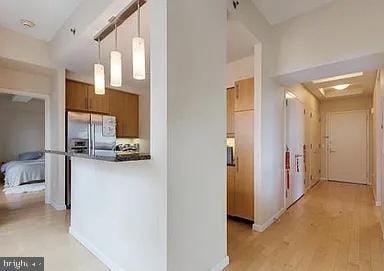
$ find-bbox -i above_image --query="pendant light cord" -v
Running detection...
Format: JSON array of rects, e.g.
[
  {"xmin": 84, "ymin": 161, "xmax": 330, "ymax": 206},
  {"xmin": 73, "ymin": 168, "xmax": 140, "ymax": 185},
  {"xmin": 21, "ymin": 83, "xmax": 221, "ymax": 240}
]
[
  {"xmin": 114, "ymin": 23, "xmax": 118, "ymax": 50},
  {"xmin": 137, "ymin": 0, "xmax": 141, "ymax": 37},
  {"xmin": 98, "ymin": 38, "xmax": 101, "ymax": 64}
]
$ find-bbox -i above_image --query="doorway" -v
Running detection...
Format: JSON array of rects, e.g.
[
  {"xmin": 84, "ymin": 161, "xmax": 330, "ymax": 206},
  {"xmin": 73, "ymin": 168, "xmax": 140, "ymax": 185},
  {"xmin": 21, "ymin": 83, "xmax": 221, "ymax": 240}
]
[{"xmin": 327, "ymin": 110, "xmax": 369, "ymax": 184}]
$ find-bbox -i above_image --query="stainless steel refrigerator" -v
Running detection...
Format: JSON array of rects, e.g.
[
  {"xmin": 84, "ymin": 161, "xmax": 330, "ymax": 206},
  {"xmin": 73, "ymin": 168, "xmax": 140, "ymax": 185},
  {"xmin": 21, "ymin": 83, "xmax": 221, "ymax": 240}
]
[{"xmin": 65, "ymin": 111, "xmax": 116, "ymax": 208}]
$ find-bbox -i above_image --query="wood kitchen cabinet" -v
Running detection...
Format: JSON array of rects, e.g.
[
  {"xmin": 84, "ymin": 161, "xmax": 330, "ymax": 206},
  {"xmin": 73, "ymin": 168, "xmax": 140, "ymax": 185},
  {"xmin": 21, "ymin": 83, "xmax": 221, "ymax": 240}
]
[
  {"xmin": 66, "ymin": 79, "xmax": 139, "ymax": 138},
  {"xmin": 227, "ymin": 166, "xmax": 236, "ymax": 216},
  {"xmin": 87, "ymin": 85, "xmax": 109, "ymax": 114},
  {"xmin": 234, "ymin": 110, "xmax": 254, "ymax": 220},
  {"xmin": 227, "ymin": 87, "xmax": 235, "ymax": 135},
  {"xmin": 234, "ymin": 78, "xmax": 254, "ymax": 112},
  {"xmin": 109, "ymin": 90, "xmax": 139, "ymax": 138},
  {"xmin": 66, "ymin": 80, "xmax": 88, "ymax": 111}
]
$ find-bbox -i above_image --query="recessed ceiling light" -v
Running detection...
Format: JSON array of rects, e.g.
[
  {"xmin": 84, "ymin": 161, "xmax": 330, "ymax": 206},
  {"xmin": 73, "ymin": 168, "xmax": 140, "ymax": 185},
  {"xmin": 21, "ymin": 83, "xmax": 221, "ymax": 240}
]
[
  {"xmin": 312, "ymin": 72, "xmax": 363, "ymax": 84},
  {"xmin": 20, "ymin": 19, "xmax": 35, "ymax": 29},
  {"xmin": 285, "ymin": 91, "xmax": 296, "ymax": 99},
  {"xmin": 333, "ymin": 84, "xmax": 350, "ymax": 90}
]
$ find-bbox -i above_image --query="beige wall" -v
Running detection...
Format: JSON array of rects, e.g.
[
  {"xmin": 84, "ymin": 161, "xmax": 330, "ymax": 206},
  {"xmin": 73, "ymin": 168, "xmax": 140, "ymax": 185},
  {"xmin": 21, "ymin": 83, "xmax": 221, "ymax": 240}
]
[
  {"xmin": 287, "ymin": 84, "xmax": 321, "ymax": 188},
  {"xmin": 0, "ymin": 94, "xmax": 45, "ymax": 162},
  {"xmin": 319, "ymin": 96, "xmax": 373, "ymax": 182}
]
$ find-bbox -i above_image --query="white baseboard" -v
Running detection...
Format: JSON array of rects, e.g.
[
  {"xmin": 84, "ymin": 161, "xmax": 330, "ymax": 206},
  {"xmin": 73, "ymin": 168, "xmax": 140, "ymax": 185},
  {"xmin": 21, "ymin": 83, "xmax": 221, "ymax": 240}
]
[
  {"xmin": 252, "ymin": 208, "xmax": 285, "ymax": 232},
  {"xmin": 69, "ymin": 227, "xmax": 125, "ymax": 271},
  {"xmin": 376, "ymin": 201, "xmax": 382, "ymax": 207},
  {"xmin": 50, "ymin": 201, "xmax": 66, "ymax": 211},
  {"xmin": 211, "ymin": 256, "xmax": 229, "ymax": 271}
]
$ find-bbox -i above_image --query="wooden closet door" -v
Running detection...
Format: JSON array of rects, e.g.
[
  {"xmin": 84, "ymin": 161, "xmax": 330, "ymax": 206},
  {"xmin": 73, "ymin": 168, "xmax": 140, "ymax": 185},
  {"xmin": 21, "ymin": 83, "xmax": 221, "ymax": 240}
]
[
  {"xmin": 234, "ymin": 110, "xmax": 254, "ymax": 220},
  {"xmin": 227, "ymin": 88, "xmax": 235, "ymax": 135},
  {"xmin": 234, "ymin": 78, "xmax": 254, "ymax": 112},
  {"xmin": 66, "ymin": 80, "xmax": 88, "ymax": 111}
]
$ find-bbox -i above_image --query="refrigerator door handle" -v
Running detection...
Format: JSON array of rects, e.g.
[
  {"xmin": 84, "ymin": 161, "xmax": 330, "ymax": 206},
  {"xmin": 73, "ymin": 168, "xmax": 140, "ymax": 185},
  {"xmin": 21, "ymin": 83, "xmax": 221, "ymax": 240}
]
[
  {"xmin": 88, "ymin": 122, "xmax": 92, "ymax": 155},
  {"xmin": 92, "ymin": 123, "xmax": 96, "ymax": 155}
]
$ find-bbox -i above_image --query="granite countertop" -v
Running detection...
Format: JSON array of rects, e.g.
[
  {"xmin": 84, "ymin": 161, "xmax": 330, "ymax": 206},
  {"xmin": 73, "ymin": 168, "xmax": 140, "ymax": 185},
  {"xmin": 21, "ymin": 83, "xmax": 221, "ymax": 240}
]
[{"xmin": 45, "ymin": 150, "xmax": 151, "ymax": 162}]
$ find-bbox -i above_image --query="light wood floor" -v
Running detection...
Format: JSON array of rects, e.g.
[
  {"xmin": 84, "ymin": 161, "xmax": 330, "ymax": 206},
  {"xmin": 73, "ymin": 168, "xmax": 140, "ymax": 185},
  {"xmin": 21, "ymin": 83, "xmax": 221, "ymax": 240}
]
[
  {"xmin": 225, "ymin": 181, "xmax": 384, "ymax": 271},
  {"xmin": 0, "ymin": 186, "xmax": 108, "ymax": 271}
]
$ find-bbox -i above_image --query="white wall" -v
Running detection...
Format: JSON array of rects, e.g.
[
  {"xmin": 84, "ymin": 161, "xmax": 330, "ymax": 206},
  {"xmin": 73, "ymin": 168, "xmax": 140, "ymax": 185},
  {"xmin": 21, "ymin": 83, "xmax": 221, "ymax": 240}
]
[
  {"xmin": 273, "ymin": 0, "xmax": 384, "ymax": 84},
  {"xmin": 0, "ymin": 95, "xmax": 45, "ymax": 162},
  {"xmin": 227, "ymin": 56, "xmax": 254, "ymax": 88},
  {"xmin": 166, "ymin": 0, "xmax": 227, "ymax": 269}
]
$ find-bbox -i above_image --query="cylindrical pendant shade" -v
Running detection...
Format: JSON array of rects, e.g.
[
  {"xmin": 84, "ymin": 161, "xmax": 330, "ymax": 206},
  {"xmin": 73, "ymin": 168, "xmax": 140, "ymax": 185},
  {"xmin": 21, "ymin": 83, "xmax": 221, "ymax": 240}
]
[
  {"xmin": 94, "ymin": 63, "xmax": 105, "ymax": 95},
  {"xmin": 110, "ymin": 50, "xmax": 122, "ymax": 87},
  {"xmin": 132, "ymin": 36, "xmax": 146, "ymax": 80}
]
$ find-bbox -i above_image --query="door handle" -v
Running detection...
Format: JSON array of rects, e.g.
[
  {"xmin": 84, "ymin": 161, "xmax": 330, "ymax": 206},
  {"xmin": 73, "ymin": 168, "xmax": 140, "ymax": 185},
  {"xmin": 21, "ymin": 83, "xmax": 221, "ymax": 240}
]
[
  {"xmin": 236, "ymin": 157, "xmax": 239, "ymax": 172},
  {"xmin": 330, "ymin": 150, "xmax": 336, "ymax": 153}
]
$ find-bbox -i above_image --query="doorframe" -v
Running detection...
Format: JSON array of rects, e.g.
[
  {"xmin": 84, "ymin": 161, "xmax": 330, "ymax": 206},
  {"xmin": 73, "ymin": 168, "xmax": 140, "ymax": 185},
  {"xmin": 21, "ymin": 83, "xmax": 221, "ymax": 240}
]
[
  {"xmin": 0, "ymin": 87, "xmax": 51, "ymax": 203},
  {"xmin": 325, "ymin": 109, "xmax": 370, "ymax": 183}
]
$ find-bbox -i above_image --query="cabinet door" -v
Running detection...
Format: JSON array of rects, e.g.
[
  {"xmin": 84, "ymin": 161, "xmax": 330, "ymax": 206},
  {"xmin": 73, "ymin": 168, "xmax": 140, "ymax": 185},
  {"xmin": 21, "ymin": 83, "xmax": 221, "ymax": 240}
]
[
  {"xmin": 109, "ymin": 90, "xmax": 139, "ymax": 138},
  {"xmin": 234, "ymin": 78, "xmax": 254, "ymax": 112},
  {"xmin": 227, "ymin": 88, "xmax": 235, "ymax": 135},
  {"xmin": 124, "ymin": 93, "xmax": 139, "ymax": 138},
  {"xmin": 66, "ymin": 80, "xmax": 88, "ymax": 111},
  {"xmin": 227, "ymin": 166, "xmax": 236, "ymax": 216},
  {"xmin": 88, "ymin": 85, "xmax": 110, "ymax": 114},
  {"xmin": 234, "ymin": 110, "xmax": 254, "ymax": 220}
]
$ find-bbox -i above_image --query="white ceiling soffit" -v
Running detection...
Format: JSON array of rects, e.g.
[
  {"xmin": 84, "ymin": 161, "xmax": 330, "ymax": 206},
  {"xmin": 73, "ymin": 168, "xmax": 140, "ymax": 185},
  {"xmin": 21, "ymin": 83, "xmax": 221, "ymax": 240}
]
[
  {"xmin": 0, "ymin": 0, "xmax": 85, "ymax": 41},
  {"xmin": 251, "ymin": 0, "xmax": 335, "ymax": 25},
  {"xmin": 12, "ymin": 95, "xmax": 33, "ymax": 103},
  {"xmin": 302, "ymin": 70, "xmax": 377, "ymax": 100},
  {"xmin": 227, "ymin": 19, "xmax": 259, "ymax": 63}
]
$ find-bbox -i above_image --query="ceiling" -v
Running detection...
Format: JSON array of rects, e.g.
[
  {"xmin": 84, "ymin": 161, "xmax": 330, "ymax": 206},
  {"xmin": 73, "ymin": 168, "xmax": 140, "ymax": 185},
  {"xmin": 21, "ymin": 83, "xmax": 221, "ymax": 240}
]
[
  {"xmin": 227, "ymin": 19, "xmax": 259, "ymax": 63},
  {"xmin": 0, "ymin": 0, "xmax": 84, "ymax": 41},
  {"xmin": 251, "ymin": 0, "xmax": 335, "ymax": 25},
  {"xmin": 302, "ymin": 71, "xmax": 377, "ymax": 101}
]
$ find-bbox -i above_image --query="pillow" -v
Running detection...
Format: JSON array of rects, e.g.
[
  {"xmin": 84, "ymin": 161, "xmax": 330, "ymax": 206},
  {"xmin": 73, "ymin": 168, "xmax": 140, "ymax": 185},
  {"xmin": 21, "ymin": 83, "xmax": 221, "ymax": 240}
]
[{"xmin": 18, "ymin": 151, "xmax": 43, "ymax": 161}]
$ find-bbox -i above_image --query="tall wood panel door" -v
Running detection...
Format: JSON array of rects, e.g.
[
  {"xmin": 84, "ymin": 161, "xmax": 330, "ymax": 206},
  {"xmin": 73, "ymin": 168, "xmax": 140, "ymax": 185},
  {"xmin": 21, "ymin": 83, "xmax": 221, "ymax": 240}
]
[
  {"xmin": 234, "ymin": 110, "xmax": 254, "ymax": 220},
  {"xmin": 234, "ymin": 78, "xmax": 254, "ymax": 112},
  {"xmin": 87, "ymin": 85, "xmax": 110, "ymax": 114},
  {"xmin": 227, "ymin": 88, "xmax": 235, "ymax": 135},
  {"xmin": 66, "ymin": 80, "xmax": 88, "ymax": 111}
]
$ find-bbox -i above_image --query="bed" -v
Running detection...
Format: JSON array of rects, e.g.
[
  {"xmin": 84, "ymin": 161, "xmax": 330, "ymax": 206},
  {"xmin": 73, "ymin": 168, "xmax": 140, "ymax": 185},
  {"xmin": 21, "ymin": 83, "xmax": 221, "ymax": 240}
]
[{"xmin": 1, "ymin": 154, "xmax": 45, "ymax": 188}]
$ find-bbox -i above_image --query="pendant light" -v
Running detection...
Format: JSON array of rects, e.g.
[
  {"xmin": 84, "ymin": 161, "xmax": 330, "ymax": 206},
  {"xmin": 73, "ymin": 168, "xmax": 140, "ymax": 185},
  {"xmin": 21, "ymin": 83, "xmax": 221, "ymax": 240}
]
[
  {"xmin": 110, "ymin": 23, "xmax": 122, "ymax": 87},
  {"xmin": 132, "ymin": 0, "xmax": 146, "ymax": 80},
  {"xmin": 94, "ymin": 38, "xmax": 105, "ymax": 95}
]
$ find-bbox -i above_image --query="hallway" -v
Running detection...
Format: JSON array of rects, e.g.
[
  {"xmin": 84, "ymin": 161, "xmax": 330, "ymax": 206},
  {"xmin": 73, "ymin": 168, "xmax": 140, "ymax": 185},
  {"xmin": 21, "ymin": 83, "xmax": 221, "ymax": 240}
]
[{"xmin": 226, "ymin": 181, "xmax": 384, "ymax": 271}]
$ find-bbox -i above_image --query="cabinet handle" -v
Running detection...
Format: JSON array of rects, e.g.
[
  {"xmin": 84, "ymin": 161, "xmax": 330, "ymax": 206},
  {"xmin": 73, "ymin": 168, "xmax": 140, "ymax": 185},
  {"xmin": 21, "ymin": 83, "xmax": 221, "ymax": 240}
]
[
  {"xmin": 235, "ymin": 83, "xmax": 239, "ymax": 99},
  {"xmin": 85, "ymin": 97, "xmax": 87, "ymax": 109},
  {"xmin": 90, "ymin": 98, "xmax": 92, "ymax": 110},
  {"xmin": 236, "ymin": 157, "xmax": 239, "ymax": 172}
]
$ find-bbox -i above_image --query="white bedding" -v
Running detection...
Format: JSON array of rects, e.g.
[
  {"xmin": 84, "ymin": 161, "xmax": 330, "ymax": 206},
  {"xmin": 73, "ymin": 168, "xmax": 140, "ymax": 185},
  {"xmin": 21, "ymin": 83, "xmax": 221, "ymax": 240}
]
[{"xmin": 1, "ymin": 159, "xmax": 45, "ymax": 188}]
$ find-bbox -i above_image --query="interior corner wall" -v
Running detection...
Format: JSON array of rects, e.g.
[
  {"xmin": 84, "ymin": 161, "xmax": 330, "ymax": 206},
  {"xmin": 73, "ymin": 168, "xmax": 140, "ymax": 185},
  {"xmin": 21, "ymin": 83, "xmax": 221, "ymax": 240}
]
[
  {"xmin": 166, "ymin": 0, "xmax": 227, "ymax": 270},
  {"xmin": 46, "ymin": 69, "xmax": 66, "ymax": 209}
]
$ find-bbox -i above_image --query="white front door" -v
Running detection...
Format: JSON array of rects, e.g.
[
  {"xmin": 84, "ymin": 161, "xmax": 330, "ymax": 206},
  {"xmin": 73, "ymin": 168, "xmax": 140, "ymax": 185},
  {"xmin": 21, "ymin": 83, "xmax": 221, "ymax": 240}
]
[
  {"xmin": 286, "ymin": 98, "xmax": 305, "ymax": 207},
  {"xmin": 328, "ymin": 111, "xmax": 368, "ymax": 184}
]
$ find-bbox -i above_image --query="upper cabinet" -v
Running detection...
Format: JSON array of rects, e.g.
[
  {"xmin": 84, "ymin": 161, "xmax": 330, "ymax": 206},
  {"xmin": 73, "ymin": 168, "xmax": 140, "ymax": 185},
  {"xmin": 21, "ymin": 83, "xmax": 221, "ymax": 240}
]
[
  {"xmin": 234, "ymin": 78, "xmax": 254, "ymax": 112},
  {"xmin": 65, "ymin": 80, "xmax": 139, "ymax": 138},
  {"xmin": 109, "ymin": 90, "xmax": 139, "ymax": 138},
  {"xmin": 227, "ymin": 87, "xmax": 235, "ymax": 135},
  {"xmin": 87, "ymin": 85, "xmax": 110, "ymax": 114},
  {"xmin": 66, "ymin": 80, "xmax": 88, "ymax": 111}
]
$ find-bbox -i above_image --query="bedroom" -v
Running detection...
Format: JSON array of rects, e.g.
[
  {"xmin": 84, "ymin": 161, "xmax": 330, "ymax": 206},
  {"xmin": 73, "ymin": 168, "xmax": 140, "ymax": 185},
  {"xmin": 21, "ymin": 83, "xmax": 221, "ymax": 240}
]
[{"xmin": 0, "ymin": 93, "xmax": 45, "ymax": 198}]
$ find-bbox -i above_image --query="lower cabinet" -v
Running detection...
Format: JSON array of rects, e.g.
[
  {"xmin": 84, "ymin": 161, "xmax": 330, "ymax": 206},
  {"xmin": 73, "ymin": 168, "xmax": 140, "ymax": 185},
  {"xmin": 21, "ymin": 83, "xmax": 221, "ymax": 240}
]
[{"xmin": 227, "ymin": 166, "xmax": 236, "ymax": 216}]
